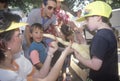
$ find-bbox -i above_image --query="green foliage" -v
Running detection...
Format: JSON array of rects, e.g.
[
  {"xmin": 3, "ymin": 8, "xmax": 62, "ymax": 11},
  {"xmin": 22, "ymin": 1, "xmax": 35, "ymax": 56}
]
[
  {"xmin": 9, "ymin": 0, "xmax": 42, "ymax": 13},
  {"xmin": 8, "ymin": 0, "xmax": 120, "ymax": 13},
  {"xmin": 95, "ymin": 0, "xmax": 120, "ymax": 9},
  {"xmin": 110, "ymin": 0, "xmax": 120, "ymax": 9}
]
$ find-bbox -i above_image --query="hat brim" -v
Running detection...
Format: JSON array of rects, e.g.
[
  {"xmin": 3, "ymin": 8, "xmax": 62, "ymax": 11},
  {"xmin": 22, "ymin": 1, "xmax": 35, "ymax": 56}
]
[
  {"xmin": 76, "ymin": 14, "xmax": 93, "ymax": 22},
  {"xmin": 76, "ymin": 17, "xmax": 85, "ymax": 22},
  {"xmin": 0, "ymin": 22, "xmax": 28, "ymax": 33},
  {"xmin": 76, "ymin": 14, "xmax": 91, "ymax": 22}
]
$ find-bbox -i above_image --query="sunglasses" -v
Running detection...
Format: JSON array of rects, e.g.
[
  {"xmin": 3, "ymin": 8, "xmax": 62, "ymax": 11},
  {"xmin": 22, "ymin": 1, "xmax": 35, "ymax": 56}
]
[{"xmin": 47, "ymin": 6, "xmax": 56, "ymax": 11}]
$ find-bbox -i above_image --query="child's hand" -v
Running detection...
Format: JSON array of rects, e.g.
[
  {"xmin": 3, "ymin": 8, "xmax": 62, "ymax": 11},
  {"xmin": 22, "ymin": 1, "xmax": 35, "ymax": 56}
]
[
  {"xmin": 62, "ymin": 41, "xmax": 73, "ymax": 56},
  {"xmin": 48, "ymin": 40, "xmax": 58, "ymax": 55},
  {"xmin": 73, "ymin": 49, "xmax": 81, "ymax": 60}
]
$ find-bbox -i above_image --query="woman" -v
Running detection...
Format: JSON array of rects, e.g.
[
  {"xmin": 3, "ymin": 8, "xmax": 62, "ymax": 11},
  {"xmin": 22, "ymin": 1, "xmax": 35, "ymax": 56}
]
[
  {"xmin": 75, "ymin": 1, "xmax": 119, "ymax": 81},
  {"xmin": 0, "ymin": 12, "xmax": 73, "ymax": 81}
]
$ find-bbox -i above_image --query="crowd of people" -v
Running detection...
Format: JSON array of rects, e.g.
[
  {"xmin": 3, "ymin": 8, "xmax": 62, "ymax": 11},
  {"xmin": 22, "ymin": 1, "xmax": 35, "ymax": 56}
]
[{"xmin": 0, "ymin": 0, "xmax": 119, "ymax": 81}]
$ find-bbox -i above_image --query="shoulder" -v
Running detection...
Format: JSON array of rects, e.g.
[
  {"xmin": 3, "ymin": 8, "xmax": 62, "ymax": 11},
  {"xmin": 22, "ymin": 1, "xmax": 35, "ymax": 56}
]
[
  {"xmin": 31, "ymin": 8, "xmax": 40, "ymax": 12},
  {"xmin": 29, "ymin": 42, "xmax": 44, "ymax": 51},
  {"xmin": 28, "ymin": 8, "xmax": 41, "ymax": 16},
  {"xmin": 94, "ymin": 29, "xmax": 116, "ymax": 44},
  {"xmin": 97, "ymin": 29, "xmax": 114, "ymax": 38}
]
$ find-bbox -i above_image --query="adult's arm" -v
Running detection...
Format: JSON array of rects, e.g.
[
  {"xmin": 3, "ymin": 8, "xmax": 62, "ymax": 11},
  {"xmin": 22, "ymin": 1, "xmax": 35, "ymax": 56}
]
[
  {"xmin": 44, "ymin": 45, "xmax": 72, "ymax": 81},
  {"xmin": 25, "ymin": 25, "xmax": 31, "ymax": 47},
  {"xmin": 43, "ymin": 33, "xmax": 90, "ymax": 59},
  {"xmin": 34, "ymin": 43, "xmax": 73, "ymax": 81},
  {"xmin": 36, "ymin": 41, "xmax": 58, "ymax": 78}
]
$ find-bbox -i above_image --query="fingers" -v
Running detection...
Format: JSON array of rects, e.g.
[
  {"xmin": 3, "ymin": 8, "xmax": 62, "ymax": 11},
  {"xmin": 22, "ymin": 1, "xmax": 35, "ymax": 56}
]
[
  {"xmin": 73, "ymin": 49, "xmax": 81, "ymax": 59},
  {"xmin": 67, "ymin": 41, "xmax": 72, "ymax": 47},
  {"xmin": 49, "ymin": 40, "xmax": 58, "ymax": 48},
  {"xmin": 48, "ymin": 40, "xmax": 58, "ymax": 54},
  {"xmin": 62, "ymin": 41, "xmax": 73, "ymax": 55},
  {"xmin": 54, "ymin": 35, "xmax": 58, "ymax": 43}
]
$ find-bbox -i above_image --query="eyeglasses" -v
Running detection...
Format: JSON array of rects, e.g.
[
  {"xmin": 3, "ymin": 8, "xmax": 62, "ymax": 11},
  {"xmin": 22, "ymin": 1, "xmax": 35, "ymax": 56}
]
[{"xmin": 47, "ymin": 6, "xmax": 56, "ymax": 11}]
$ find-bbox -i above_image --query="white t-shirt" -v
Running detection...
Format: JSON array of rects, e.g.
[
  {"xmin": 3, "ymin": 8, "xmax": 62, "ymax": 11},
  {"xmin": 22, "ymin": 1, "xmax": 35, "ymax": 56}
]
[
  {"xmin": 0, "ymin": 51, "xmax": 33, "ymax": 81},
  {"xmin": 14, "ymin": 51, "xmax": 33, "ymax": 81},
  {"xmin": 0, "ymin": 69, "xmax": 24, "ymax": 81}
]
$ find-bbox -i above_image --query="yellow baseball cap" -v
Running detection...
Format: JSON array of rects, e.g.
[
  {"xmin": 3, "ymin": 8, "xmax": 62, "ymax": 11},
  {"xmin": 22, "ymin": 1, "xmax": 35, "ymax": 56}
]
[
  {"xmin": 77, "ymin": 1, "xmax": 112, "ymax": 22},
  {"xmin": 0, "ymin": 22, "xmax": 28, "ymax": 33}
]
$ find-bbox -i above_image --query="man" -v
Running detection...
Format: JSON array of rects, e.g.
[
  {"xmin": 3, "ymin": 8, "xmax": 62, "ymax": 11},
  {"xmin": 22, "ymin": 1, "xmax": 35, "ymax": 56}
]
[
  {"xmin": 25, "ymin": 0, "xmax": 57, "ymax": 46},
  {"xmin": 23, "ymin": 0, "xmax": 57, "ymax": 59}
]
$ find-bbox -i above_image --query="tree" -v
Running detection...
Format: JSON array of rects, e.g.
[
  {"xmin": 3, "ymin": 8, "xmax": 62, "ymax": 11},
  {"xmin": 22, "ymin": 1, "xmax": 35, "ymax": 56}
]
[
  {"xmin": 95, "ymin": 0, "xmax": 120, "ymax": 9},
  {"xmin": 8, "ymin": 0, "xmax": 120, "ymax": 14},
  {"xmin": 8, "ymin": 0, "xmax": 42, "ymax": 13},
  {"xmin": 62, "ymin": 0, "xmax": 93, "ymax": 15}
]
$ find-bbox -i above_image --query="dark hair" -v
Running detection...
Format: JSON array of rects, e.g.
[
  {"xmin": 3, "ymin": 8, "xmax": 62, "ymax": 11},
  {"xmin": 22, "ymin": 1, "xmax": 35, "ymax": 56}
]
[
  {"xmin": 101, "ymin": 16, "xmax": 112, "ymax": 27},
  {"xmin": 0, "ymin": 30, "xmax": 14, "ymax": 62},
  {"xmin": 3, "ymin": 12, "xmax": 21, "ymax": 22},
  {"xmin": 86, "ymin": 14, "xmax": 112, "ymax": 27},
  {"xmin": 0, "ymin": 0, "xmax": 9, "ymax": 3},
  {"xmin": 0, "ymin": 0, "xmax": 9, "ymax": 8},
  {"xmin": 0, "ymin": 11, "xmax": 21, "ymax": 62},
  {"xmin": 43, "ymin": 0, "xmax": 57, "ymax": 6},
  {"xmin": 0, "ymin": 11, "xmax": 21, "ymax": 30},
  {"xmin": 30, "ymin": 23, "xmax": 43, "ymax": 33},
  {"xmin": 61, "ymin": 24, "xmax": 73, "ymax": 37},
  {"xmin": 0, "ymin": 38, "xmax": 7, "ymax": 62}
]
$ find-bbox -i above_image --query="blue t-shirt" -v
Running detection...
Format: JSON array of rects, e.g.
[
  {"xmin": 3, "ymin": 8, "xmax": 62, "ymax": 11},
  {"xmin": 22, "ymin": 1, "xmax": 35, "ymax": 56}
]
[{"xmin": 29, "ymin": 41, "xmax": 47, "ymax": 63}]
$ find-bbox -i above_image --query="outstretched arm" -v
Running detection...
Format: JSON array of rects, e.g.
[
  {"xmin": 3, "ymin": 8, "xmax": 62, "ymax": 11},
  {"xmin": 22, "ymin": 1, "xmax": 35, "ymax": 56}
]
[
  {"xmin": 34, "ymin": 43, "xmax": 73, "ymax": 81},
  {"xmin": 43, "ymin": 43, "xmax": 73, "ymax": 81},
  {"xmin": 43, "ymin": 33, "xmax": 90, "ymax": 59}
]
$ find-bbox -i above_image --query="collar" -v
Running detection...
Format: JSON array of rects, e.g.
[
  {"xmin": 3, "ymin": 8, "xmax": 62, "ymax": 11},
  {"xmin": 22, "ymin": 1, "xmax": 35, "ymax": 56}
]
[{"xmin": 41, "ymin": 8, "xmax": 51, "ymax": 19}]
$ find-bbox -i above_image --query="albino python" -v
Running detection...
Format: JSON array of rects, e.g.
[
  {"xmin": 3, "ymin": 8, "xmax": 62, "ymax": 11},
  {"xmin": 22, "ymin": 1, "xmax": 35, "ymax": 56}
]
[{"xmin": 43, "ymin": 34, "xmax": 90, "ymax": 60}]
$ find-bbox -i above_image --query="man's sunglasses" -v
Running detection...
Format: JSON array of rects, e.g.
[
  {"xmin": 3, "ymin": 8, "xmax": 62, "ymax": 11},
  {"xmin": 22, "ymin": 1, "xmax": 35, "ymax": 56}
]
[{"xmin": 47, "ymin": 6, "xmax": 56, "ymax": 11}]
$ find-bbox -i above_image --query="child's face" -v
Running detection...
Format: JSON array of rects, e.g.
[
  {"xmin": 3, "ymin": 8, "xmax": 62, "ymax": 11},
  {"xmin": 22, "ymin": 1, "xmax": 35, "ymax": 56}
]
[
  {"xmin": 31, "ymin": 28, "xmax": 43, "ymax": 43},
  {"xmin": 86, "ymin": 16, "xmax": 98, "ymax": 31}
]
